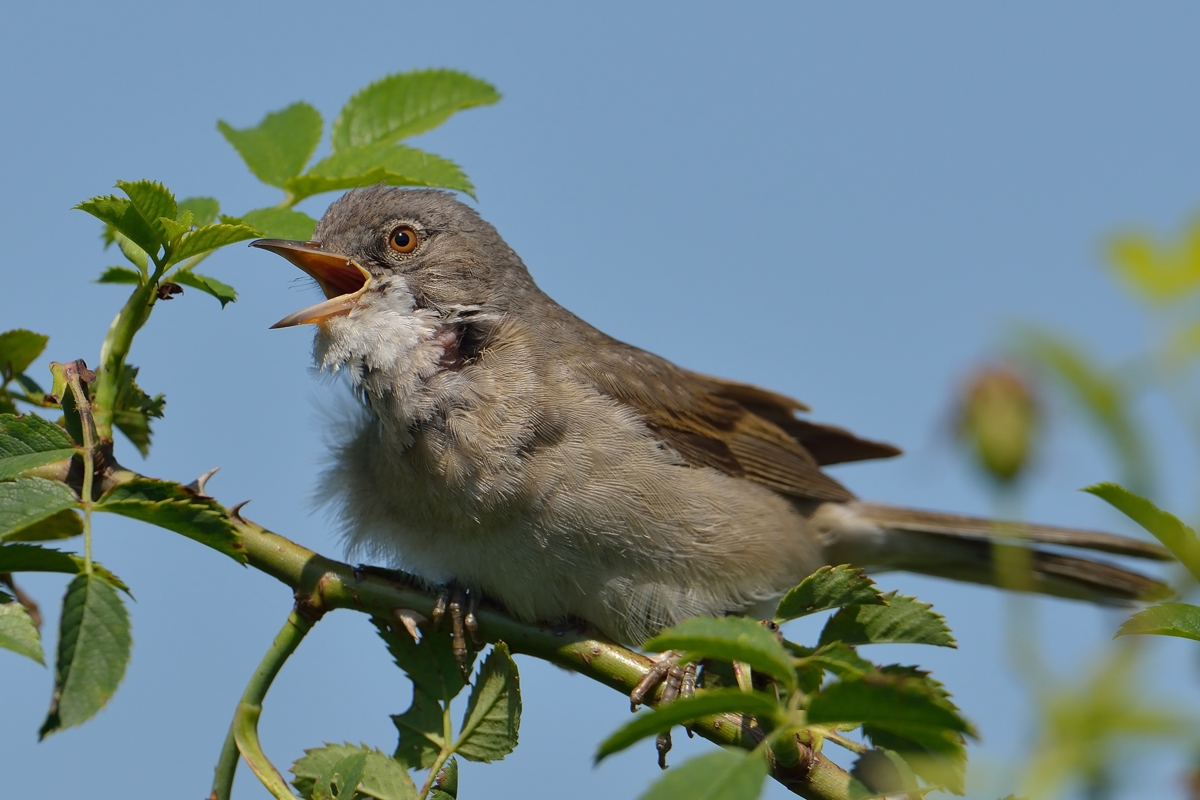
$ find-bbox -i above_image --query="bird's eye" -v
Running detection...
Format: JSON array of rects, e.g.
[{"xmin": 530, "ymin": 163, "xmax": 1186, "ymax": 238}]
[{"xmin": 389, "ymin": 225, "xmax": 419, "ymax": 254}]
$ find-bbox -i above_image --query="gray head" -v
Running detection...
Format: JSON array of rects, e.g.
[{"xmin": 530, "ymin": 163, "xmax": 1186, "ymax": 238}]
[{"xmin": 252, "ymin": 186, "xmax": 538, "ymax": 330}]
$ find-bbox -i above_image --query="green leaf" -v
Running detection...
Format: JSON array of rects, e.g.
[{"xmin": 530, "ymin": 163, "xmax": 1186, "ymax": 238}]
[
  {"xmin": 218, "ymin": 102, "xmax": 323, "ymax": 188},
  {"xmin": 39, "ymin": 573, "xmax": 131, "ymax": 737},
  {"xmin": 1107, "ymin": 221, "xmax": 1200, "ymax": 304},
  {"xmin": 312, "ymin": 751, "xmax": 367, "ymax": 800},
  {"xmin": 168, "ymin": 222, "xmax": 259, "ymax": 265},
  {"xmin": 1019, "ymin": 330, "xmax": 1150, "ymax": 491},
  {"xmin": 807, "ymin": 673, "xmax": 974, "ymax": 736},
  {"xmin": 97, "ymin": 266, "xmax": 143, "ymax": 285},
  {"xmin": 0, "ymin": 543, "xmax": 129, "ymax": 593},
  {"xmin": 158, "ymin": 213, "xmax": 192, "ymax": 243},
  {"xmin": 1085, "ymin": 482, "xmax": 1200, "ymax": 581},
  {"xmin": 849, "ymin": 748, "xmax": 923, "ymax": 799},
  {"xmin": 240, "ymin": 207, "xmax": 318, "ymax": 240},
  {"xmin": 819, "ymin": 592, "xmax": 955, "ymax": 648},
  {"xmin": 1116, "ymin": 602, "xmax": 1200, "ymax": 641},
  {"xmin": 0, "ymin": 414, "xmax": 76, "ymax": 479},
  {"xmin": 111, "ymin": 365, "xmax": 165, "ymax": 457},
  {"xmin": 287, "ymin": 144, "xmax": 474, "ymax": 202},
  {"xmin": 0, "ymin": 478, "xmax": 78, "ymax": 538},
  {"xmin": 178, "ymin": 196, "xmax": 219, "ymax": 227},
  {"xmin": 112, "ymin": 230, "xmax": 149, "ymax": 272},
  {"xmin": 291, "ymin": 744, "xmax": 417, "ymax": 800},
  {"xmin": 0, "ymin": 600, "xmax": 44, "ymax": 664},
  {"xmin": 3, "ymin": 509, "xmax": 84, "ymax": 543},
  {"xmin": 775, "ymin": 565, "xmax": 887, "ymax": 621},
  {"xmin": 372, "ymin": 616, "xmax": 474, "ymax": 702},
  {"xmin": 77, "ymin": 194, "xmax": 161, "ymax": 256},
  {"xmin": 96, "ymin": 479, "xmax": 246, "ymax": 563},
  {"xmin": 596, "ymin": 688, "xmax": 783, "ymax": 762},
  {"xmin": 646, "ymin": 616, "xmax": 798, "ymax": 691},
  {"xmin": 634, "ymin": 748, "xmax": 769, "ymax": 800},
  {"xmin": 332, "ymin": 69, "xmax": 500, "ymax": 151},
  {"xmin": 116, "ymin": 180, "xmax": 177, "ymax": 245},
  {"xmin": 859, "ymin": 666, "xmax": 967, "ymax": 793},
  {"xmin": 429, "ymin": 758, "xmax": 457, "ymax": 800},
  {"xmin": 796, "ymin": 641, "xmax": 876, "ymax": 681},
  {"xmin": 0, "ymin": 329, "xmax": 49, "ymax": 383},
  {"xmin": 455, "ymin": 642, "xmax": 521, "ymax": 762},
  {"xmin": 391, "ymin": 688, "xmax": 446, "ymax": 769},
  {"xmin": 172, "ymin": 269, "xmax": 238, "ymax": 307}
]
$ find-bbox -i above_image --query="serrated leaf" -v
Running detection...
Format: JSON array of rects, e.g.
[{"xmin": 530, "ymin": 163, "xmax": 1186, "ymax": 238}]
[
  {"xmin": 775, "ymin": 565, "xmax": 887, "ymax": 621},
  {"xmin": 2, "ymin": 509, "xmax": 83, "ymax": 543},
  {"xmin": 96, "ymin": 479, "xmax": 246, "ymax": 563},
  {"xmin": 291, "ymin": 744, "xmax": 417, "ymax": 800},
  {"xmin": 819, "ymin": 592, "xmax": 955, "ymax": 648},
  {"xmin": 1116, "ymin": 602, "xmax": 1200, "ymax": 641},
  {"xmin": 635, "ymin": 748, "xmax": 769, "ymax": 800},
  {"xmin": 158, "ymin": 214, "xmax": 192, "ymax": 242},
  {"xmin": 807, "ymin": 673, "xmax": 974, "ymax": 736},
  {"xmin": 1085, "ymin": 482, "xmax": 1200, "ymax": 581},
  {"xmin": 372, "ymin": 617, "xmax": 474, "ymax": 702},
  {"xmin": 287, "ymin": 144, "xmax": 474, "ymax": 202},
  {"xmin": 168, "ymin": 223, "xmax": 258, "ymax": 265},
  {"xmin": 333, "ymin": 70, "xmax": 500, "ymax": 151},
  {"xmin": 429, "ymin": 758, "xmax": 456, "ymax": 800},
  {"xmin": 111, "ymin": 365, "xmax": 165, "ymax": 457},
  {"xmin": 0, "ymin": 600, "xmax": 44, "ymax": 664},
  {"xmin": 646, "ymin": 616, "xmax": 798, "ymax": 690},
  {"xmin": 0, "ymin": 543, "xmax": 129, "ymax": 593},
  {"xmin": 862, "ymin": 726, "xmax": 966, "ymax": 794},
  {"xmin": 179, "ymin": 196, "xmax": 219, "ymax": 226},
  {"xmin": 39, "ymin": 573, "xmax": 131, "ymax": 737},
  {"xmin": 218, "ymin": 102, "xmax": 323, "ymax": 188},
  {"xmin": 0, "ymin": 329, "xmax": 49, "ymax": 379},
  {"xmin": 0, "ymin": 414, "xmax": 76, "ymax": 479},
  {"xmin": 97, "ymin": 266, "xmax": 143, "ymax": 285},
  {"xmin": 0, "ymin": 478, "xmax": 78, "ymax": 538},
  {"xmin": 391, "ymin": 688, "xmax": 446, "ymax": 769},
  {"xmin": 312, "ymin": 751, "xmax": 367, "ymax": 800},
  {"xmin": 172, "ymin": 269, "xmax": 238, "ymax": 307},
  {"xmin": 455, "ymin": 642, "xmax": 521, "ymax": 762},
  {"xmin": 240, "ymin": 207, "xmax": 318, "ymax": 240},
  {"xmin": 596, "ymin": 688, "xmax": 782, "ymax": 762},
  {"xmin": 77, "ymin": 195, "xmax": 161, "ymax": 256},
  {"xmin": 116, "ymin": 180, "xmax": 177, "ymax": 245}
]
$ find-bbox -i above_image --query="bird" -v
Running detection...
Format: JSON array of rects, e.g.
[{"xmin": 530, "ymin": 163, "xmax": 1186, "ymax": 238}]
[{"xmin": 252, "ymin": 185, "xmax": 1169, "ymax": 649}]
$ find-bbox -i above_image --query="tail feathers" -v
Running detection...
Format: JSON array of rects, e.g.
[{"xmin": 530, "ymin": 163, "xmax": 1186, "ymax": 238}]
[{"xmin": 818, "ymin": 502, "xmax": 1171, "ymax": 606}]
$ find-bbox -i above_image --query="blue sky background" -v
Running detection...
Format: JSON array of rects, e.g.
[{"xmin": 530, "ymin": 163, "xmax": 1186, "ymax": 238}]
[{"xmin": 3, "ymin": 3, "xmax": 1200, "ymax": 798}]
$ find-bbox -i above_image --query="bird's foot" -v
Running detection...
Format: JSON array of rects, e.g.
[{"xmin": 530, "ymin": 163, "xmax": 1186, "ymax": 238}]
[
  {"xmin": 629, "ymin": 651, "xmax": 698, "ymax": 769},
  {"xmin": 431, "ymin": 583, "xmax": 480, "ymax": 679}
]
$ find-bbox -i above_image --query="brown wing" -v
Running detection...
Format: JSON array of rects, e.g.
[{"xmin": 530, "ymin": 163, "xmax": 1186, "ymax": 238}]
[{"xmin": 563, "ymin": 324, "xmax": 899, "ymax": 503}]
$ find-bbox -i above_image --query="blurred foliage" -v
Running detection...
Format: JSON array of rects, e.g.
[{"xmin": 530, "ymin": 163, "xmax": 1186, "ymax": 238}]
[{"xmin": 958, "ymin": 215, "xmax": 1200, "ymax": 799}]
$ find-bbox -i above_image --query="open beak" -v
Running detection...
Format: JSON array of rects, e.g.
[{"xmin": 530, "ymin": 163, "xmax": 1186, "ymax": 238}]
[{"xmin": 250, "ymin": 239, "xmax": 372, "ymax": 328}]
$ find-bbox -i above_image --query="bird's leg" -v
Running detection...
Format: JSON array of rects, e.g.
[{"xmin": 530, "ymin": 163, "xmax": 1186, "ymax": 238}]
[
  {"xmin": 431, "ymin": 583, "xmax": 476, "ymax": 679},
  {"xmin": 630, "ymin": 652, "xmax": 699, "ymax": 769}
]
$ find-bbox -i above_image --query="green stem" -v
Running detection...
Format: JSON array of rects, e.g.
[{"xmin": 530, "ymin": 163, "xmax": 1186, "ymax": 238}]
[
  {"xmin": 417, "ymin": 706, "xmax": 456, "ymax": 800},
  {"xmin": 211, "ymin": 608, "xmax": 317, "ymax": 800},
  {"xmin": 218, "ymin": 515, "xmax": 853, "ymax": 800},
  {"xmin": 64, "ymin": 363, "xmax": 96, "ymax": 575},
  {"xmin": 93, "ymin": 275, "xmax": 160, "ymax": 440}
]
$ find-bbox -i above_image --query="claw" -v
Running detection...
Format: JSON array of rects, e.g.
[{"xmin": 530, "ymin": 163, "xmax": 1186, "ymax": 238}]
[{"xmin": 432, "ymin": 584, "xmax": 477, "ymax": 679}]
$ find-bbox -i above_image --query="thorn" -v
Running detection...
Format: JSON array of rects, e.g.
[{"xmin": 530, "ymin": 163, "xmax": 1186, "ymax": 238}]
[
  {"xmin": 186, "ymin": 466, "xmax": 220, "ymax": 496},
  {"xmin": 392, "ymin": 608, "xmax": 427, "ymax": 640},
  {"xmin": 229, "ymin": 500, "xmax": 251, "ymax": 522}
]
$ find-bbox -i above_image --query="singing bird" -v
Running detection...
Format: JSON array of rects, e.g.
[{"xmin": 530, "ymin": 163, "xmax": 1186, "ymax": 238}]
[{"xmin": 253, "ymin": 185, "xmax": 1167, "ymax": 647}]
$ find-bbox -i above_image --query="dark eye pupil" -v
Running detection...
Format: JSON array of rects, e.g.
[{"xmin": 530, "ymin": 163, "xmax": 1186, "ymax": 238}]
[{"xmin": 394, "ymin": 231, "xmax": 411, "ymax": 247}]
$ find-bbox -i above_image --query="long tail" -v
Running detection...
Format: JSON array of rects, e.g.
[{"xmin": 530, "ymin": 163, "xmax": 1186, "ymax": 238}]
[{"xmin": 814, "ymin": 501, "xmax": 1172, "ymax": 605}]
